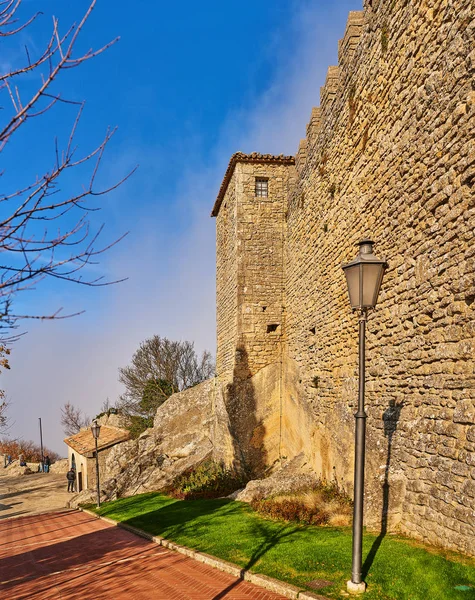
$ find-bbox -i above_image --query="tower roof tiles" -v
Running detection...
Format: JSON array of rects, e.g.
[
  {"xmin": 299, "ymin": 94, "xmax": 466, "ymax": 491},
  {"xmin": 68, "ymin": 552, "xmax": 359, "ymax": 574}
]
[{"xmin": 211, "ymin": 152, "xmax": 295, "ymax": 217}]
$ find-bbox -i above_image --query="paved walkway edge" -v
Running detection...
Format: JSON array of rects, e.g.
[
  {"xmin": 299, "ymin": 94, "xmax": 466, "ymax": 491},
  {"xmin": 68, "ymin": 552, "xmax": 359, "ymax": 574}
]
[{"xmin": 79, "ymin": 507, "xmax": 329, "ymax": 600}]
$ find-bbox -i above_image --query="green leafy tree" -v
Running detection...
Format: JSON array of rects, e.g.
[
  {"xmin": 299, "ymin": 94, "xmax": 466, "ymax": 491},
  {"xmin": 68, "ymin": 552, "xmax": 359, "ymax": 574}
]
[{"xmin": 140, "ymin": 378, "xmax": 174, "ymax": 416}]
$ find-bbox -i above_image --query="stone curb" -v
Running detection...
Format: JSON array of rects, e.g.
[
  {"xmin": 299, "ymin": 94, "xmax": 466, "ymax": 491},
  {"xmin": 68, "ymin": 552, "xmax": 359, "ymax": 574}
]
[{"xmin": 79, "ymin": 508, "xmax": 330, "ymax": 599}]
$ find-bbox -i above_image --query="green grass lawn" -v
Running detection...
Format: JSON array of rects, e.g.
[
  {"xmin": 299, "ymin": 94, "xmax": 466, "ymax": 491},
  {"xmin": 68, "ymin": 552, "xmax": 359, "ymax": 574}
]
[{"xmin": 91, "ymin": 493, "xmax": 475, "ymax": 600}]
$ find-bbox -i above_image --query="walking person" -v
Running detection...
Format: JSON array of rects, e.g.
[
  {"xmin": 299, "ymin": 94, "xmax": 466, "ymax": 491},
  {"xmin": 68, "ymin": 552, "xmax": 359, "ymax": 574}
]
[
  {"xmin": 66, "ymin": 467, "xmax": 76, "ymax": 492},
  {"xmin": 44, "ymin": 455, "xmax": 51, "ymax": 473}
]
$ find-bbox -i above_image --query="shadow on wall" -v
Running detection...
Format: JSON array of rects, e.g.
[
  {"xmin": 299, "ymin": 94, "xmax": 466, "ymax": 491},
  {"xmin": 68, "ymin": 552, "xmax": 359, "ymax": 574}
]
[
  {"xmin": 225, "ymin": 346, "xmax": 268, "ymax": 478},
  {"xmin": 363, "ymin": 399, "xmax": 404, "ymax": 578}
]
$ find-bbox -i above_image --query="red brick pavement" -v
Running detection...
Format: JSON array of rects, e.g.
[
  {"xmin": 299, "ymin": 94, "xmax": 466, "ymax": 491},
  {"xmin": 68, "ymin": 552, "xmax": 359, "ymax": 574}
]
[{"xmin": 0, "ymin": 510, "xmax": 289, "ymax": 600}]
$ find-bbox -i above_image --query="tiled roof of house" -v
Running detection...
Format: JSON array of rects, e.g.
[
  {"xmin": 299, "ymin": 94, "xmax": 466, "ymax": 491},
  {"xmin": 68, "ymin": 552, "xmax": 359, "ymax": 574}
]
[
  {"xmin": 64, "ymin": 426, "xmax": 130, "ymax": 457},
  {"xmin": 211, "ymin": 152, "xmax": 295, "ymax": 217}
]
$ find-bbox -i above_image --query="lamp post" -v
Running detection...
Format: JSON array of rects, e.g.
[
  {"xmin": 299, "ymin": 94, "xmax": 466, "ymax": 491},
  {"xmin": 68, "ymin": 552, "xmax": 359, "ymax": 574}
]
[
  {"xmin": 90, "ymin": 419, "xmax": 101, "ymax": 508},
  {"xmin": 342, "ymin": 239, "xmax": 387, "ymax": 594},
  {"xmin": 38, "ymin": 418, "xmax": 44, "ymax": 473}
]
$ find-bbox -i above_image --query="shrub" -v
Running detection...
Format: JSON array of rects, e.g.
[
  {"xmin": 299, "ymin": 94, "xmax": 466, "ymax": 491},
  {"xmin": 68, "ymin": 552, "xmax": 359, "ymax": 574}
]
[
  {"xmin": 250, "ymin": 480, "xmax": 352, "ymax": 527},
  {"xmin": 127, "ymin": 415, "xmax": 154, "ymax": 439},
  {"xmin": 167, "ymin": 460, "xmax": 247, "ymax": 500}
]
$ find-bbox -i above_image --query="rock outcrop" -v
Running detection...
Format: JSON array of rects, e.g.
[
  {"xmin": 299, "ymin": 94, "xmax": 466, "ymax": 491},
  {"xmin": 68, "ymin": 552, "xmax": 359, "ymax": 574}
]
[
  {"xmin": 4, "ymin": 461, "xmax": 37, "ymax": 476},
  {"xmin": 232, "ymin": 454, "xmax": 321, "ymax": 502},
  {"xmin": 50, "ymin": 458, "xmax": 69, "ymax": 474},
  {"xmin": 68, "ymin": 489, "xmax": 101, "ymax": 509},
  {"xmin": 97, "ymin": 412, "xmax": 130, "ymax": 430},
  {"xmin": 101, "ymin": 379, "xmax": 221, "ymax": 499}
]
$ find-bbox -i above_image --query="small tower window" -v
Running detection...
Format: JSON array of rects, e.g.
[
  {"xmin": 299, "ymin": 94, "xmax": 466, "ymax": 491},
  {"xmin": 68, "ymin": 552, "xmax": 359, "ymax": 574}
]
[{"xmin": 255, "ymin": 178, "xmax": 268, "ymax": 197}]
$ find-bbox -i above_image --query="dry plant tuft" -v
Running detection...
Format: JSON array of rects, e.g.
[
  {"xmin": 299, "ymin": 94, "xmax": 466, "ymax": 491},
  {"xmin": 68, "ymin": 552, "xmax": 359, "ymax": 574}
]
[{"xmin": 251, "ymin": 480, "xmax": 352, "ymax": 527}]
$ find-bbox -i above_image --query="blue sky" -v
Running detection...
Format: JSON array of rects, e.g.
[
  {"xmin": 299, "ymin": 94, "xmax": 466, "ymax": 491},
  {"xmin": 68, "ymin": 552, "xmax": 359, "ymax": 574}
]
[{"xmin": 1, "ymin": 0, "xmax": 361, "ymax": 453}]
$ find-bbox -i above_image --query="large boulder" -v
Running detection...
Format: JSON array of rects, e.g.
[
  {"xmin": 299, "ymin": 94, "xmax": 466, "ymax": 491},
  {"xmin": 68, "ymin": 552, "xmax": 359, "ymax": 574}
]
[
  {"xmin": 233, "ymin": 454, "xmax": 320, "ymax": 502},
  {"xmin": 50, "ymin": 458, "xmax": 69, "ymax": 474},
  {"xmin": 97, "ymin": 412, "xmax": 130, "ymax": 430},
  {"xmin": 98, "ymin": 378, "xmax": 323, "ymax": 504},
  {"xmin": 4, "ymin": 461, "xmax": 36, "ymax": 476},
  {"xmin": 68, "ymin": 489, "xmax": 104, "ymax": 509},
  {"xmin": 102, "ymin": 379, "xmax": 219, "ymax": 499}
]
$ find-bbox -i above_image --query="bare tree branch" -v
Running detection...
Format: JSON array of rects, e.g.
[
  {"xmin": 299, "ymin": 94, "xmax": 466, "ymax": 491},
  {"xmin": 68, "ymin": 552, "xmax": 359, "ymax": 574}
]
[
  {"xmin": 60, "ymin": 402, "xmax": 90, "ymax": 437},
  {"xmin": 0, "ymin": 343, "xmax": 10, "ymax": 429},
  {"xmin": 0, "ymin": 399, "xmax": 8, "ymax": 430},
  {"xmin": 0, "ymin": 0, "xmax": 136, "ymax": 339}
]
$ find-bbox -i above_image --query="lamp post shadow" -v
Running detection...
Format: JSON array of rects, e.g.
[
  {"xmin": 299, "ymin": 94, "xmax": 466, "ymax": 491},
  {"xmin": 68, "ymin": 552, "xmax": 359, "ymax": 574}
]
[{"xmin": 362, "ymin": 399, "xmax": 404, "ymax": 579}]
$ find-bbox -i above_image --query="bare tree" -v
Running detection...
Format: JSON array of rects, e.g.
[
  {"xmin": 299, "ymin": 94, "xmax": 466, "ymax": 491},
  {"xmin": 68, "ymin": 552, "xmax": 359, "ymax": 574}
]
[
  {"xmin": 60, "ymin": 402, "xmax": 90, "ymax": 437},
  {"xmin": 0, "ymin": 0, "xmax": 134, "ymax": 339},
  {"xmin": 0, "ymin": 400, "xmax": 7, "ymax": 430},
  {"xmin": 118, "ymin": 336, "xmax": 214, "ymax": 434},
  {"xmin": 99, "ymin": 397, "xmax": 115, "ymax": 413},
  {"xmin": 0, "ymin": 344, "xmax": 10, "ymax": 429}
]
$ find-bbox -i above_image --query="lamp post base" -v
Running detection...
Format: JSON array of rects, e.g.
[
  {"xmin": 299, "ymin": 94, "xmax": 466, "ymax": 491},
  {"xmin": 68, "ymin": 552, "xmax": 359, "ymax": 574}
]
[{"xmin": 347, "ymin": 580, "xmax": 366, "ymax": 595}]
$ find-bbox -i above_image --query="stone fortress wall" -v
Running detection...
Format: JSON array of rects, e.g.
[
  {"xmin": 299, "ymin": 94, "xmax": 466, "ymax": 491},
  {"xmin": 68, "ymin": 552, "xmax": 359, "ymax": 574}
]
[{"xmin": 213, "ymin": 0, "xmax": 474, "ymax": 555}]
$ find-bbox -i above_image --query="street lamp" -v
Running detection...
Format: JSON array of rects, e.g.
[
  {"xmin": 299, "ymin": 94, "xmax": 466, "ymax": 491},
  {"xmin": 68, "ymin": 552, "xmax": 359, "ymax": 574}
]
[
  {"xmin": 90, "ymin": 419, "xmax": 101, "ymax": 508},
  {"xmin": 342, "ymin": 239, "xmax": 387, "ymax": 594}
]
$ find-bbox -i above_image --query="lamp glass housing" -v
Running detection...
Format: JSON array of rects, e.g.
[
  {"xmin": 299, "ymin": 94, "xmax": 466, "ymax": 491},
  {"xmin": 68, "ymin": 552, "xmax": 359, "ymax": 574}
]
[
  {"xmin": 343, "ymin": 240, "xmax": 387, "ymax": 310},
  {"xmin": 91, "ymin": 420, "xmax": 101, "ymax": 440}
]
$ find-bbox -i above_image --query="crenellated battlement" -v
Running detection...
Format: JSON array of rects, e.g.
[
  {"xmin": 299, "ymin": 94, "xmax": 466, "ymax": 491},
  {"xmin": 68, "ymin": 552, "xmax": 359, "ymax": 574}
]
[
  {"xmin": 338, "ymin": 11, "xmax": 365, "ymax": 68},
  {"xmin": 295, "ymin": 139, "xmax": 308, "ymax": 174},
  {"xmin": 306, "ymin": 107, "xmax": 321, "ymax": 147},
  {"xmin": 298, "ymin": 9, "xmax": 365, "ymax": 172},
  {"xmin": 319, "ymin": 65, "xmax": 340, "ymax": 112}
]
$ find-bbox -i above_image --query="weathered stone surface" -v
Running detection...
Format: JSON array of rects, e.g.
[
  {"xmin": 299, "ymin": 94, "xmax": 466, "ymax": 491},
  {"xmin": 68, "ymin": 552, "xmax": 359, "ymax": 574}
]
[
  {"xmin": 101, "ymin": 379, "xmax": 220, "ymax": 499},
  {"xmin": 97, "ymin": 412, "xmax": 130, "ymax": 430},
  {"xmin": 234, "ymin": 454, "xmax": 321, "ymax": 502},
  {"xmin": 222, "ymin": 362, "xmax": 285, "ymax": 475},
  {"xmin": 4, "ymin": 461, "xmax": 36, "ymax": 476},
  {"xmin": 50, "ymin": 458, "xmax": 69, "ymax": 474},
  {"xmin": 68, "ymin": 489, "xmax": 98, "ymax": 509},
  {"xmin": 453, "ymin": 400, "xmax": 475, "ymax": 425}
]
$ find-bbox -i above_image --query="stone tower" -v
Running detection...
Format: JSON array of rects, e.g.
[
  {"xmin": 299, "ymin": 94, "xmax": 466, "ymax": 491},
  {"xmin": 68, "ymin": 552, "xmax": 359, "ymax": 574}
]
[{"xmin": 212, "ymin": 152, "xmax": 295, "ymax": 473}]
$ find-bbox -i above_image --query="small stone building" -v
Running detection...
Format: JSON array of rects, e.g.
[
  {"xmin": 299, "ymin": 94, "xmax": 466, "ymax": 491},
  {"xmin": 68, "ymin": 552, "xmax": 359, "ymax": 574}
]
[{"xmin": 64, "ymin": 424, "xmax": 130, "ymax": 492}]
